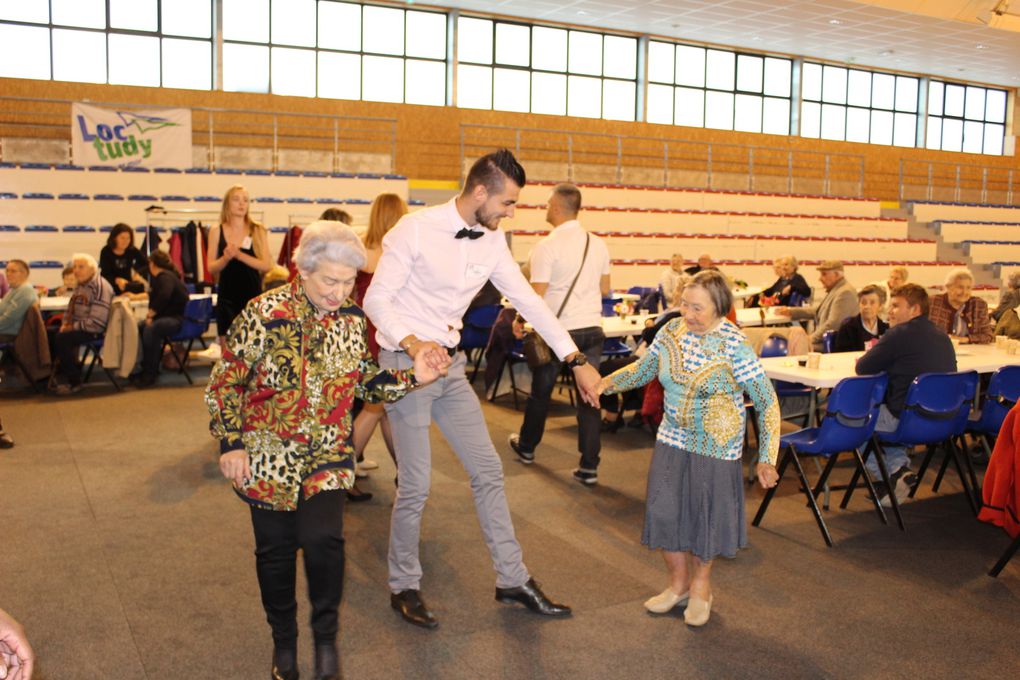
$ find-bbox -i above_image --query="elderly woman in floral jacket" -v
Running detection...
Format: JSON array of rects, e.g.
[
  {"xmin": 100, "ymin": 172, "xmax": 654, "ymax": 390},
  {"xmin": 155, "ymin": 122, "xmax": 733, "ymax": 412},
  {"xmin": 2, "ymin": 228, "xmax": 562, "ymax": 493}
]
[{"xmin": 205, "ymin": 220, "xmax": 447, "ymax": 680}]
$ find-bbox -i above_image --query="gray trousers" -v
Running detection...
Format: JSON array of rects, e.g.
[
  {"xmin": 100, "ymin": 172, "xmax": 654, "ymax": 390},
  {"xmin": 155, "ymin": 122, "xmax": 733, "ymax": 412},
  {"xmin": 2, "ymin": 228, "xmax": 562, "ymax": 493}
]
[{"xmin": 381, "ymin": 349, "xmax": 529, "ymax": 592}]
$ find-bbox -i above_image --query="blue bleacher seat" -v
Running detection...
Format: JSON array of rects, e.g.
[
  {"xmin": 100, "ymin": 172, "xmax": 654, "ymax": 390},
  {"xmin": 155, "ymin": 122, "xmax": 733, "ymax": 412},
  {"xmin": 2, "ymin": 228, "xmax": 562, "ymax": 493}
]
[
  {"xmin": 95, "ymin": 194, "xmax": 125, "ymax": 200},
  {"xmin": 29, "ymin": 260, "xmax": 63, "ymax": 268},
  {"xmin": 346, "ymin": 199, "xmax": 370, "ymax": 205},
  {"xmin": 23, "ymin": 192, "xmax": 54, "ymax": 199},
  {"xmin": 160, "ymin": 195, "xmax": 190, "ymax": 202},
  {"xmin": 121, "ymin": 166, "xmax": 149, "ymax": 173},
  {"xmin": 58, "ymin": 193, "xmax": 89, "ymax": 200},
  {"xmin": 287, "ymin": 197, "xmax": 313, "ymax": 203},
  {"xmin": 274, "ymin": 170, "xmax": 299, "ymax": 176},
  {"xmin": 217, "ymin": 168, "xmax": 243, "ymax": 175},
  {"xmin": 383, "ymin": 174, "xmax": 406, "ymax": 180},
  {"xmin": 303, "ymin": 171, "xmax": 328, "ymax": 177},
  {"xmin": 88, "ymin": 165, "xmax": 117, "ymax": 172},
  {"xmin": 0, "ymin": 193, "xmax": 15, "ymax": 200},
  {"xmin": 356, "ymin": 173, "xmax": 382, "ymax": 179},
  {"xmin": 99, "ymin": 225, "xmax": 113, "ymax": 232},
  {"xmin": 185, "ymin": 168, "xmax": 212, "ymax": 174},
  {"xmin": 193, "ymin": 195, "xmax": 220, "ymax": 202},
  {"xmin": 62, "ymin": 226, "xmax": 96, "ymax": 232},
  {"xmin": 269, "ymin": 226, "xmax": 289, "ymax": 233},
  {"xmin": 154, "ymin": 167, "xmax": 183, "ymax": 173},
  {"xmin": 0, "ymin": 225, "xmax": 20, "ymax": 232},
  {"xmin": 315, "ymin": 197, "xmax": 342, "ymax": 204},
  {"xmin": 409, "ymin": 199, "xmax": 426, "ymax": 206},
  {"xmin": 55, "ymin": 164, "xmax": 83, "ymax": 171},
  {"xmin": 20, "ymin": 162, "xmax": 50, "ymax": 170},
  {"xmin": 25, "ymin": 225, "xmax": 58, "ymax": 232},
  {"xmin": 331, "ymin": 172, "xmax": 356, "ymax": 178},
  {"xmin": 0, "ymin": 162, "xmax": 16, "ymax": 168},
  {"xmin": 128, "ymin": 194, "xmax": 158, "ymax": 201},
  {"xmin": 245, "ymin": 169, "xmax": 271, "ymax": 176},
  {"xmin": 253, "ymin": 196, "xmax": 284, "ymax": 203}
]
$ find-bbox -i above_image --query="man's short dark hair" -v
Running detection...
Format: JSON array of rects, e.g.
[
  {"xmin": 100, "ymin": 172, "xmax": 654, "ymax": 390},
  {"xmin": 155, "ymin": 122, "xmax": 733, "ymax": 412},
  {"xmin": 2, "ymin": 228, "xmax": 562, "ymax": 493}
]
[
  {"xmin": 8, "ymin": 259, "xmax": 29, "ymax": 275},
  {"xmin": 891, "ymin": 283, "xmax": 929, "ymax": 316},
  {"xmin": 463, "ymin": 149, "xmax": 526, "ymax": 195},
  {"xmin": 552, "ymin": 183, "xmax": 581, "ymax": 216},
  {"xmin": 319, "ymin": 207, "xmax": 353, "ymax": 225}
]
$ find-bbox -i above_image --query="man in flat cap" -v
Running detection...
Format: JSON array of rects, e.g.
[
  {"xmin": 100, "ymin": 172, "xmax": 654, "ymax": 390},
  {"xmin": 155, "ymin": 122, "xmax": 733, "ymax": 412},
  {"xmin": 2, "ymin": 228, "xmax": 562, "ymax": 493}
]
[{"xmin": 776, "ymin": 260, "xmax": 857, "ymax": 351}]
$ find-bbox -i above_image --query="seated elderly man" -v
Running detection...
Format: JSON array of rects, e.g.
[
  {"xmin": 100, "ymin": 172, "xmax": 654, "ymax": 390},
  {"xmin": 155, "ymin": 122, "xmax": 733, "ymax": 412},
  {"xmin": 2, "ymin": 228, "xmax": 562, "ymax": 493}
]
[
  {"xmin": 52, "ymin": 254, "xmax": 114, "ymax": 395},
  {"xmin": 684, "ymin": 253, "xmax": 717, "ymax": 276},
  {"xmin": 992, "ymin": 272, "xmax": 1020, "ymax": 323},
  {"xmin": 660, "ymin": 253, "xmax": 686, "ymax": 304},
  {"xmin": 928, "ymin": 268, "xmax": 993, "ymax": 344},
  {"xmin": 0, "ymin": 260, "xmax": 38, "ymax": 342},
  {"xmin": 774, "ymin": 260, "xmax": 857, "ymax": 351}
]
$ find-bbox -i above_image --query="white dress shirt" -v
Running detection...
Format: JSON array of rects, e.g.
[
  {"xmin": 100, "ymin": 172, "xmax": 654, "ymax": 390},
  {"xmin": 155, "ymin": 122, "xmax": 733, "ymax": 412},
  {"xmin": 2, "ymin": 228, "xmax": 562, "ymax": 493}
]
[
  {"xmin": 363, "ymin": 198, "xmax": 580, "ymax": 359},
  {"xmin": 528, "ymin": 220, "xmax": 610, "ymax": 331}
]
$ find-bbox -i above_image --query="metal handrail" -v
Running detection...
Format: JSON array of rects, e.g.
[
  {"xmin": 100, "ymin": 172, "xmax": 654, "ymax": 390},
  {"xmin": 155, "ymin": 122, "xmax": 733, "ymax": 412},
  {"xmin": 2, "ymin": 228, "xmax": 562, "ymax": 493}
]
[{"xmin": 898, "ymin": 158, "xmax": 1017, "ymax": 206}]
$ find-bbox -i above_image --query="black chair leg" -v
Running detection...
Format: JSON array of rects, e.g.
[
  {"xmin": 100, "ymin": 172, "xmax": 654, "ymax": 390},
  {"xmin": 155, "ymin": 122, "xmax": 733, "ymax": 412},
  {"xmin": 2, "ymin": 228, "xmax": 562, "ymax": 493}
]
[
  {"xmin": 989, "ymin": 532, "xmax": 1020, "ymax": 577},
  {"xmin": 872, "ymin": 440, "xmax": 905, "ymax": 531},
  {"xmin": 752, "ymin": 446, "xmax": 792, "ymax": 528},
  {"xmin": 959, "ymin": 434, "xmax": 982, "ymax": 505},
  {"xmin": 809, "ymin": 453, "xmax": 840, "ymax": 505},
  {"xmin": 469, "ymin": 349, "xmax": 484, "ymax": 384},
  {"xmin": 853, "ymin": 447, "xmax": 888, "ymax": 525},
  {"xmin": 840, "ymin": 438, "xmax": 871, "ymax": 509},
  {"xmin": 911, "ymin": 444, "xmax": 938, "ymax": 497},
  {"xmin": 488, "ymin": 358, "xmax": 507, "ymax": 402},
  {"xmin": 932, "ymin": 443, "xmax": 952, "ymax": 492},
  {"xmin": 946, "ymin": 438, "xmax": 979, "ymax": 515},
  {"xmin": 787, "ymin": 446, "xmax": 833, "ymax": 547}
]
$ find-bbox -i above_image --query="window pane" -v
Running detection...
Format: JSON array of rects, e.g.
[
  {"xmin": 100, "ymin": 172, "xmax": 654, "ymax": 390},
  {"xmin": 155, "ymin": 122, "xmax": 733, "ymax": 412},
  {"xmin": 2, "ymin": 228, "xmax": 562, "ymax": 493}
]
[
  {"xmin": 734, "ymin": 94, "xmax": 762, "ymax": 132},
  {"xmin": 495, "ymin": 23, "xmax": 529, "ymax": 66},
  {"xmin": 893, "ymin": 112, "xmax": 916, "ymax": 147},
  {"xmin": 675, "ymin": 45, "xmax": 705, "ymax": 87},
  {"xmin": 895, "ymin": 76, "xmax": 918, "ymax": 112},
  {"xmin": 762, "ymin": 97, "xmax": 789, "ymax": 135},
  {"xmin": 493, "ymin": 68, "xmax": 530, "ymax": 112},
  {"xmin": 646, "ymin": 83, "xmax": 673, "ymax": 124},
  {"xmin": 603, "ymin": 79, "xmax": 635, "ymax": 122},
  {"xmin": 821, "ymin": 65, "xmax": 846, "ymax": 104},
  {"xmin": 567, "ymin": 75, "xmax": 601, "ymax": 117},
  {"xmin": 456, "ymin": 64, "xmax": 492, "ymax": 109},
  {"xmin": 984, "ymin": 123, "xmax": 1004, "ymax": 155},
  {"xmin": 532, "ymin": 27, "xmax": 566, "ymax": 71},
  {"xmin": 941, "ymin": 117, "xmax": 963, "ymax": 151},
  {"xmin": 163, "ymin": 0, "xmax": 211, "ymax": 38},
  {"xmin": 162, "ymin": 38, "xmax": 211, "ymax": 90},
  {"xmin": 317, "ymin": 51, "xmax": 360, "ymax": 100},
  {"xmin": 111, "ymin": 0, "xmax": 156, "ymax": 31},
  {"xmin": 846, "ymin": 70, "xmax": 871, "ymax": 107},
  {"xmin": 801, "ymin": 101, "xmax": 821, "ymax": 138},
  {"xmin": 704, "ymin": 90, "xmax": 734, "ymax": 130},
  {"xmin": 870, "ymin": 110, "xmax": 892, "ymax": 145},
  {"xmin": 272, "ymin": 0, "xmax": 315, "ymax": 46},
  {"xmin": 458, "ymin": 16, "xmax": 492, "ymax": 64},
  {"xmin": 870, "ymin": 73, "xmax": 894, "ymax": 109},
  {"xmin": 675, "ymin": 87, "xmax": 704, "ymax": 128},
  {"xmin": 985, "ymin": 89, "xmax": 1007, "ymax": 123},
  {"xmin": 271, "ymin": 47, "xmax": 315, "ymax": 96},
  {"xmin": 318, "ymin": 2, "xmax": 360, "ymax": 51},
  {"xmin": 763, "ymin": 58, "xmax": 790, "ymax": 97},
  {"xmin": 705, "ymin": 49, "xmax": 734, "ymax": 90},
  {"xmin": 363, "ymin": 55, "xmax": 404, "ymax": 102},
  {"xmin": 603, "ymin": 36, "xmax": 636, "ymax": 80},
  {"xmin": 962, "ymin": 120, "xmax": 984, "ymax": 153},
  {"xmin": 0, "ymin": 24, "xmax": 49, "ymax": 79},
  {"xmin": 943, "ymin": 84, "xmax": 965, "ymax": 117},
  {"xmin": 736, "ymin": 55, "xmax": 762, "ymax": 93},
  {"xmin": 928, "ymin": 82, "xmax": 944, "ymax": 116},
  {"xmin": 845, "ymin": 107, "xmax": 869, "ymax": 143},
  {"xmin": 405, "ymin": 59, "xmax": 445, "ymax": 106},
  {"xmin": 0, "ymin": 0, "xmax": 48, "ymax": 23},
  {"xmin": 52, "ymin": 0, "xmax": 104, "ymax": 28},
  {"xmin": 108, "ymin": 34, "xmax": 160, "ymax": 87},
  {"xmin": 224, "ymin": 0, "xmax": 268, "ymax": 42},
  {"xmin": 364, "ymin": 5, "xmax": 404, "ymax": 56},
  {"xmin": 52, "ymin": 28, "xmax": 106, "ymax": 83},
  {"xmin": 820, "ymin": 103, "xmax": 846, "ymax": 140},
  {"xmin": 802, "ymin": 63, "xmax": 821, "ymax": 101},
  {"xmin": 568, "ymin": 31, "xmax": 602, "ymax": 76},
  {"xmin": 406, "ymin": 11, "xmax": 445, "ymax": 59},
  {"xmin": 926, "ymin": 117, "xmax": 942, "ymax": 150},
  {"xmin": 647, "ymin": 41, "xmax": 674, "ymax": 84},
  {"xmin": 223, "ymin": 43, "xmax": 269, "ymax": 93},
  {"xmin": 531, "ymin": 71, "xmax": 566, "ymax": 115},
  {"xmin": 964, "ymin": 86, "xmax": 985, "ymax": 120}
]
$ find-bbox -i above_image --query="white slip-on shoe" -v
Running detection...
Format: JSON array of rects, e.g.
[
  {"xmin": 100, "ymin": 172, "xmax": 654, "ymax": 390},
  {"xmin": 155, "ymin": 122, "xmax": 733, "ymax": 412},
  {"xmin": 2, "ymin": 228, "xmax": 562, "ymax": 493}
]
[
  {"xmin": 683, "ymin": 595, "xmax": 713, "ymax": 627},
  {"xmin": 644, "ymin": 588, "xmax": 690, "ymax": 614}
]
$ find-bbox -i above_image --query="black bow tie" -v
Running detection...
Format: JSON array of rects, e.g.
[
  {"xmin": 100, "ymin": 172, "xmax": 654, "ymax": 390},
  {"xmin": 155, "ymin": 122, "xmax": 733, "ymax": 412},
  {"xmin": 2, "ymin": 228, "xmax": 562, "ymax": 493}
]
[{"xmin": 455, "ymin": 227, "xmax": 484, "ymax": 240}]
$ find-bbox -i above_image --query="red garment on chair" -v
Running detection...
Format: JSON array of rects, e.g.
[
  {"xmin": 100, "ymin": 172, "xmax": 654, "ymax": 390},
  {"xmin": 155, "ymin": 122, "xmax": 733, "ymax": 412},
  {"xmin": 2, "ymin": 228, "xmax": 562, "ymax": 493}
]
[
  {"xmin": 979, "ymin": 405, "xmax": 1020, "ymax": 539},
  {"xmin": 641, "ymin": 378, "xmax": 664, "ymax": 427},
  {"xmin": 277, "ymin": 226, "xmax": 303, "ymax": 281}
]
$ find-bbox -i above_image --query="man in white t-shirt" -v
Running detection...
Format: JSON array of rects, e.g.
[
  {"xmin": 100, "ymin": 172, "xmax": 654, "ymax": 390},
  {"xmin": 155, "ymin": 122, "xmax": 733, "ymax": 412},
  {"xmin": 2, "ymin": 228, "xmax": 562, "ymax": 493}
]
[{"xmin": 508, "ymin": 183, "xmax": 612, "ymax": 485}]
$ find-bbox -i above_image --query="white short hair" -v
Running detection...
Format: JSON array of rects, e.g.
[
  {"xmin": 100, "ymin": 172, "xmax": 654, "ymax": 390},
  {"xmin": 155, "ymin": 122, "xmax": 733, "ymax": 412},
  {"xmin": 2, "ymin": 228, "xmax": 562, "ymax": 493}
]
[
  {"xmin": 945, "ymin": 268, "xmax": 974, "ymax": 287},
  {"xmin": 294, "ymin": 220, "xmax": 367, "ymax": 274},
  {"xmin": 71, "ymin": 253, "xmax": 98, "ymax": 269}
]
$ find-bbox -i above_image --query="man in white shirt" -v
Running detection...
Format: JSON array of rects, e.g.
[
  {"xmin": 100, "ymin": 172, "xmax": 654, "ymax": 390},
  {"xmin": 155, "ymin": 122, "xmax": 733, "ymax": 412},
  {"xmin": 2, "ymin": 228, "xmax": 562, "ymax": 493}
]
[
  {"xmin": 364, "ymin": 150, "xmax": 601, "ymax": 629},
  {"xmin": 507, "ymin": 183, "xmax": 611, "ymax": 485}
]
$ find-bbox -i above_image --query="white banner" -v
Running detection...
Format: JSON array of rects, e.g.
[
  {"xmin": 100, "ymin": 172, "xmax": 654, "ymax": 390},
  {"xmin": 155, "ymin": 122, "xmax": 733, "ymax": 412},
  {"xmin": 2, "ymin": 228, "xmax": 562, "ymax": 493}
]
[{"xmin": 71, "ymin": 102, "xmax": 192, "ymax": 169}]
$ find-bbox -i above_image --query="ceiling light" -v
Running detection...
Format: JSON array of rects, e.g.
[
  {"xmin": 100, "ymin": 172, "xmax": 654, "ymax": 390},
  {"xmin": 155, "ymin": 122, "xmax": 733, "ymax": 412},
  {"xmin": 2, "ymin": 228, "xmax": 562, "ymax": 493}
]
[
  {"xmin": 828, "ymin": 19, "xmax": 842, "ymax": 25},
  {"xmin": 879, "ymin": 49, "xmax": 894, "ymax": 56},
  {"xmin": 975, "ymin": 44, "xmax": 988, "ymax": 49}
]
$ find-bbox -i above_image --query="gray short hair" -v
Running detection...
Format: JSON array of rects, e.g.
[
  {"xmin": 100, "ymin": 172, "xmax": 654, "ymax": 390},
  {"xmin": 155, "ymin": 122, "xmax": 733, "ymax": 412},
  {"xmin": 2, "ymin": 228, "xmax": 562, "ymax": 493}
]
[
  {"xmin": 71, "ymin": 253, "xmax": 98, "ymax": 269},
  {"xmin": 294, "ymin": 220, "xmax": 367, "ymax": 274},
  {"xmin": 945, "ymin": 268, "xmax": 974, "ymax": 287},
  {"xmin": 688, "ymin": 269, "xmax": 733, "ymax": 317},
  {"xmin": 1007, "ymin": 272, "xmax": 1020, "ymax": 290},
  {"xmin": 858, "ymin": 284, "xmax": 887, "ymax": 305}
]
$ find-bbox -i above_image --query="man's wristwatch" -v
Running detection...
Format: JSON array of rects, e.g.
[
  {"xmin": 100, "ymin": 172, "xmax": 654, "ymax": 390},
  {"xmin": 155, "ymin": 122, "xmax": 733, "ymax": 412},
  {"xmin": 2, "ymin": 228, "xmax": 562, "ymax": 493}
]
[{"xmin": 567, "ymin": 353, "xmax": 588, "ymax": 368}]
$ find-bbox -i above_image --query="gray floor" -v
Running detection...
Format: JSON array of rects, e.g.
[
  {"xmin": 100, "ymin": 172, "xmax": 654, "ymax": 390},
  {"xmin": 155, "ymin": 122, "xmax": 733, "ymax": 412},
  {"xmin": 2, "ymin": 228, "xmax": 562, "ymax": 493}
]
[{"xmin": 1, "ymin": 371, "xmax": 1019, "ymax": 680}]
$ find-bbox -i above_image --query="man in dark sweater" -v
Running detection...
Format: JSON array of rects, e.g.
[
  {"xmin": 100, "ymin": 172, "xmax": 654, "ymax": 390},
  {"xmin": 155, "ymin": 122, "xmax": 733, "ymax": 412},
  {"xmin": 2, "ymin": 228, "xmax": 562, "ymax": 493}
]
[{"xmin": 855, "ymin": 283, "xmax": 956, "ymax": 505}]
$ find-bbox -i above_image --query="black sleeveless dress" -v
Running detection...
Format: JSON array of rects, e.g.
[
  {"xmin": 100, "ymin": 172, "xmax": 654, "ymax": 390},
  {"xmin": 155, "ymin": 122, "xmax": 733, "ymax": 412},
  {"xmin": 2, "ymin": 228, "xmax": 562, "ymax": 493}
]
[{"xmin": 215, "ymin": 226, "xmax": 263, "ymax": 337}]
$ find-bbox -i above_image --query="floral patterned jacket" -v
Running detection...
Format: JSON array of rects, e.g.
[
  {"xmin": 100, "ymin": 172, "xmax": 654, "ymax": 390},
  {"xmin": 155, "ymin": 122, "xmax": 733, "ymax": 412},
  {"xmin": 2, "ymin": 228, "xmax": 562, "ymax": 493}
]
[{"xmin": 205, "ymin": 279, "xmax": 417, "ymax": 510}]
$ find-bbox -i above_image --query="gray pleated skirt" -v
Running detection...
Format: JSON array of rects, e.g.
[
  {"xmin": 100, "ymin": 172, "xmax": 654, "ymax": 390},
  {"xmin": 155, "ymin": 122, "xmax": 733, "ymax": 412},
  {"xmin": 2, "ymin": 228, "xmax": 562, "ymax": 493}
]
[{"xmin": 642, "ymin": 441, "xmax": 747, "ymax": 562}]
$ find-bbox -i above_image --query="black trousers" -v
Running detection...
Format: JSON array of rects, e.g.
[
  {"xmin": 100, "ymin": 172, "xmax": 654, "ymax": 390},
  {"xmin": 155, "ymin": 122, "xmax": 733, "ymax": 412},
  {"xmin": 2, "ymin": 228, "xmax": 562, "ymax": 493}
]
[
  {"xmin": 249, "ymin": 489, "xmax": 346, "ymax": 649},
  {"xmin": 53, "ymin": 329, "xmax": 101, "ymax": 385}
]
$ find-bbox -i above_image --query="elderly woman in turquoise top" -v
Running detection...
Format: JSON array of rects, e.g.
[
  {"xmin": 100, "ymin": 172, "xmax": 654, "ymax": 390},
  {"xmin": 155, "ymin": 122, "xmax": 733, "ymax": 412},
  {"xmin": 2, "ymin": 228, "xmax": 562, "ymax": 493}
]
[{"xmin": 599, "ymin": 270, "xmax": 780, "ymax": 627}]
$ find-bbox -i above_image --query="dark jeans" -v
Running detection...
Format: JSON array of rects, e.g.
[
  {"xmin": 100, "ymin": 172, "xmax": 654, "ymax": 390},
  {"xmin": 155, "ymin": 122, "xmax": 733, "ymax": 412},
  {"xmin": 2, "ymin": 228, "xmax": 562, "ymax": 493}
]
[
  {"xmin": 54, "ymin": 329, "xmax": 101, "ymax": 385},
  {"xmin": 139, "ymin": 317, "xmax": 182, "ymax": 377},
  {"xmin": 518, "ymin": 326, "xmax": 604, "ymax": 470},
  {"xmin": 249, "ymin": 489, "xmax": 346, "ymax": 649}
]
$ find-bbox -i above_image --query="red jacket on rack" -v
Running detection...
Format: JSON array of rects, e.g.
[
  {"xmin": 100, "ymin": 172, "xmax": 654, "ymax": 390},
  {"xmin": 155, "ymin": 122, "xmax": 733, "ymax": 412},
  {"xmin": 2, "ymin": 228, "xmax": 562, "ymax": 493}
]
[{"xmin": 979, "ymin": 404, "xmax": 1020, "ymax": 538}]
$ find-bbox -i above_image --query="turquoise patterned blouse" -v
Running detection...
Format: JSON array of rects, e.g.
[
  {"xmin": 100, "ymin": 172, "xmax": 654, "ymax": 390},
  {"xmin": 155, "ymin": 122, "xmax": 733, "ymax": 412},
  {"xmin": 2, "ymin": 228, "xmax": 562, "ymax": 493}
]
[{"xmin": 605, "ymin": 318, "xmax": 780, "ymax": 464}]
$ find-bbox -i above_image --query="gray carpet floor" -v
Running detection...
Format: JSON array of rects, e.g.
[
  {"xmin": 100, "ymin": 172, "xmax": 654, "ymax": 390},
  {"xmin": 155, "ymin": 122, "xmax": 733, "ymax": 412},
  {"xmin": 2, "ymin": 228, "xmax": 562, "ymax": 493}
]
[{"xmin": 2, "ymin": 371, "xmax": 1019, "ymax": 679}]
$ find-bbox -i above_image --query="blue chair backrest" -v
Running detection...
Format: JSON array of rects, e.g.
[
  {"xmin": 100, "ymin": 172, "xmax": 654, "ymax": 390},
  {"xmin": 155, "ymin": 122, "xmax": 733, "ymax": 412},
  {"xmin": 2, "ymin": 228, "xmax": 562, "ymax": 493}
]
[
  {"xmin": 602, "ymin": 297, "xmax": 621, "ymax": 317},
  {"xmin": 894, "ymin": 371, "xmax": 980, "ymax": 444},
  {"xmin": 175, "ymin": 297, "xmax": 213, "ymax": 339},
  {"xmin": 974, "ymin": 365, "xmax": 1020, "ymax": 435},
  {"xmin": 760, "ymin": 335, "xmax": 788, "ymax": 358},
  {"xmin": 821, "ymin": 330, "xmax": 835, "ymax": 354},
  {"xmin": 789, "ymin": 291, "xmax": 808, "ymax": 307},
  {"xmin": 812, "ymin": 373, "xmax": 889, "ymax": 452},
  {"xmin": 460, "ymin": 304, "xmax": 502, "ymax": 350}
]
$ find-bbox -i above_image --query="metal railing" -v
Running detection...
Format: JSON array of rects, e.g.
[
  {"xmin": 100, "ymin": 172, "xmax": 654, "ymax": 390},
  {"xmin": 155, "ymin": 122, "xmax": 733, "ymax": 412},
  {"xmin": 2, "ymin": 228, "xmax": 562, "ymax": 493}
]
[
  {"xmin": 0, "ymin": 96, "xmax": 397, "ymax": 172},
  {"xmin": 460, "ymin": 124, "xmax": 867, "ymax": 197},
  {"xmin": 899, "ymin": 158, "xmax": 1017, "ymax": 206}
]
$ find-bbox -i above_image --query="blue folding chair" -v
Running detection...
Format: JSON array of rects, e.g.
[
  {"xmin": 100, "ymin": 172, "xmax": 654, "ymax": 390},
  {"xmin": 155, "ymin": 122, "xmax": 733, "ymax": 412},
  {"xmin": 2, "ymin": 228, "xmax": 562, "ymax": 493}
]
[
  {"xmin": 601, "ymin": 337, "xmax": 632, "ymax": 359},
  {"xmin": 601, "ymin": 297, "xmax": 621, "ymax": 317},
  {"xmin": 161, "ymin": 297, "xmax": 214, "ymax": 385},
  {"xmin": 81, "ymin": 336, "xmax": 122, "ymax": 391},
  {"xmin": 821, "ymin": 330, "xmax": 835, "ymax": 353},
  {"xmin": 459, "ymin": 303, "xmax": 502, "ymax": 384},
  {"xmin": 488, "ymin": 339, "xmax": 529, "ymax": 410},
  {"xmin": 760, "ymin": 335, "xmax": 815, "ymax": 427},
  {"xmin": 753, "ymin": 373, "xmax": 889, "ymax": 546}
]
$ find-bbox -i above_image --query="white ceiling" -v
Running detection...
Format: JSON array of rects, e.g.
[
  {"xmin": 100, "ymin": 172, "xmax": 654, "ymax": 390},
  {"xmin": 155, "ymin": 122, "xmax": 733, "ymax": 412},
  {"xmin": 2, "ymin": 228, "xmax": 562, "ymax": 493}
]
[{"xmin": 429, "ymin": 0, "xmax": 1020, "ymax": 88}]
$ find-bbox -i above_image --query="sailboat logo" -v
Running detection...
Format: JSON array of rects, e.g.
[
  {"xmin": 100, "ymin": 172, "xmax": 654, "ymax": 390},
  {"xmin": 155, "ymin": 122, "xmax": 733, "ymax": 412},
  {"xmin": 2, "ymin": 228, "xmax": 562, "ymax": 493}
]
[{"xmin": 116, "ymin": 111, "xmax": 179, "ymax": 134}]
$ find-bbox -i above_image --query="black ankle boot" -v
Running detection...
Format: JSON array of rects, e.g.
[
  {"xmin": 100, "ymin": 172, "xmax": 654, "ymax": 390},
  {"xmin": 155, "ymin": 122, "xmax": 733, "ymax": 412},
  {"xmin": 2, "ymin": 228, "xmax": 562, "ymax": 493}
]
[
  {"xmin": 314, "ymin": 643, "xmax": 340, "ymax": 680},
  {"xmin": 271, "ymin": 647, "xmax": 298, "ymax": 680}
]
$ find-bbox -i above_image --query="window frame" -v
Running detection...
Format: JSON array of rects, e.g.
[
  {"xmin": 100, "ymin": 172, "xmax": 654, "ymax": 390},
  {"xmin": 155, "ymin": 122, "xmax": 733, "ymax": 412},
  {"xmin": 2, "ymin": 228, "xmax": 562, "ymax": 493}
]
[{"xmin": 926, "ymin": 79, "xmax": 1008, "ymax": 156}]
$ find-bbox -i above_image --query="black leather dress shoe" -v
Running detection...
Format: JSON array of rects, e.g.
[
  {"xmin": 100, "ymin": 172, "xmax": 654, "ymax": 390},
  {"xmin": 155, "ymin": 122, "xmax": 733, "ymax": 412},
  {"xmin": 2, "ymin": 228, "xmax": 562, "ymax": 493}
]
[
  {"xmin": 271, "ymin": 647, "xmax": 299, "ymax": 680},
  {"xmin": 314, "ymin": 643, "xmax": 341, "ymax": 680},
  {"xmin": 390, "ymin": 589, "xmax": 438, "ymax": 629},
  {"xmin": 495, "ymin": 578, "xmax": 571, "ymax": 617}
]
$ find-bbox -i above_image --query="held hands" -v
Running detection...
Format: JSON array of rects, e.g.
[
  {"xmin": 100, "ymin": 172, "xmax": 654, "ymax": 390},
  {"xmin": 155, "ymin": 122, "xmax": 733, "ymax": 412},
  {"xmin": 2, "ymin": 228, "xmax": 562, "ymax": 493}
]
[
  {"xmin": 220, "ymin": 449, "xmax": 251, "ymax": 489},
  {"xmin": 571, "ymin": 362, "xmax": 602, "ymax": 408},
  {"xmin": 594, "ymin": 377, "xmax": 611, "ymax": 397},
  {"xmin": 114, "ymin": 276, "xmax": 129, "ymax": 291},
  {"xmin": 756, "ymin": 462, "xmax": 779, "ymax": 489},
  {"xmin": 223, "ymin": 242, "xmax": 240, "ymax": 260},
  {"xmin": 0, "ymin": 607, "xmax": 34, "ymax": 680},
  {"xmin": 411, "ymin": 343, "xmax": 451, "ymax": 384}
]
